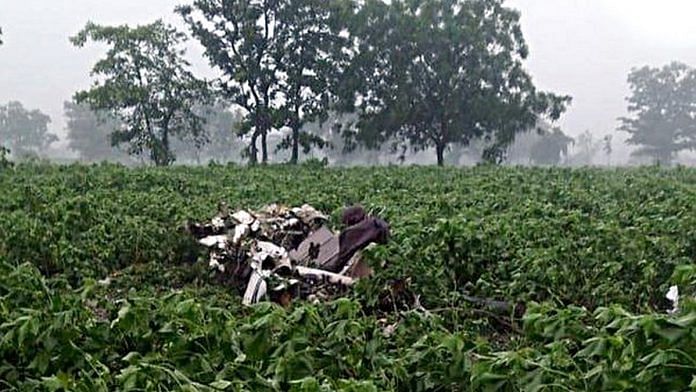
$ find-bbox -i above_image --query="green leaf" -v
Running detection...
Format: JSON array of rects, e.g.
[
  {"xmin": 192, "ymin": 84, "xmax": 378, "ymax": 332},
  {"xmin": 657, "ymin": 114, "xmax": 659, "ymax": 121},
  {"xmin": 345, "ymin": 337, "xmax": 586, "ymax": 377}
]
[{"xmin": 210, "ymin": 380, "xmax": 233, "ymax": 390}]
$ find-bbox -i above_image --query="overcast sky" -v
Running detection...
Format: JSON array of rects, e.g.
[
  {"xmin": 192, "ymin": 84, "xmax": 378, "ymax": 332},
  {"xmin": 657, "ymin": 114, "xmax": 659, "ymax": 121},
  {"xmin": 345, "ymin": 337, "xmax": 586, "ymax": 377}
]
[{"xmin": 1, "ymin": 0, "xmax": 696, "ymax": 150}]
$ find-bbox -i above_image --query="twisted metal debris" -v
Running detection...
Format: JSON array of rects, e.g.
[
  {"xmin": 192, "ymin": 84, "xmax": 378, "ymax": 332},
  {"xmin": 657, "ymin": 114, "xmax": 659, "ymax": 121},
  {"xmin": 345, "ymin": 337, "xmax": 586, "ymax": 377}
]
[{"xmin": 187, "ymin": 203, "xmax": 389, "ymax": 306}]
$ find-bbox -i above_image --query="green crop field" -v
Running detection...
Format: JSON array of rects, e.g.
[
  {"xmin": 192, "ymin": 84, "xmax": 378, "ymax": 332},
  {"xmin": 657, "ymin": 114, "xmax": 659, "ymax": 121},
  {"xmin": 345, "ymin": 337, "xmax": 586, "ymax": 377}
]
[{"xmin": 1, "ymin": 163, "xmax": 695, "ymax": 391}]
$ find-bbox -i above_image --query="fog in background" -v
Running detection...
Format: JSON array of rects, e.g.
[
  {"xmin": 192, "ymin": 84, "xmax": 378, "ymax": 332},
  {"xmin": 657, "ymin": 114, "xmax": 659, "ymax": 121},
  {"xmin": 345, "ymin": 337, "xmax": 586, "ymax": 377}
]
[{"xmin": 1, "ymin": 0, "xmax": 696, "ymax": 165}]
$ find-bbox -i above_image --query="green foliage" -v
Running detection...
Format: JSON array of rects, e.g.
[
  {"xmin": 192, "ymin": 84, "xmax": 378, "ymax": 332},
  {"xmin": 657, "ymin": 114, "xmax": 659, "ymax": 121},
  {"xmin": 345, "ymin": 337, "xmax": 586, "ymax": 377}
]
[
  {"xmin": 177, "ymin": 0, "xmax": 281, "ymax": 164},
  {"xmin": 71, "ymin": 20, "xmax": 210, "ymax": 166},
  {"xmin": 0, "ymin": 101, "xmax": 57, "ymax": 158},
  {"xmin": 0, "ymin": 146, "xmax": 12, "ymax": 169},
  {"xmin": 339, "ymin": 0, "xmax": 571, "ymax": 165},
  {"xmin": 272, "ymin": 0, "xmax": 349, "ymax": 164},
  {"xmin": 1, "ymin": 165, "xmax": 695, "ymax": 390},
  {"xmin": 178, "ymin": 0, "xmax": 347, "ymax": 164},
  {"xmin": 620, "ymin": 62, "xmax": 696, "ymax": 165}
]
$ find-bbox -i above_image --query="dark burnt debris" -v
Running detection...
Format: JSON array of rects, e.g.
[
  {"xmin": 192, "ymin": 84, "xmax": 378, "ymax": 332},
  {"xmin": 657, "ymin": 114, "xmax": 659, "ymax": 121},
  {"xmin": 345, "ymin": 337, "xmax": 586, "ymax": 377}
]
[{"xmin": 187, "ymin": 203, "xmax": 390, "ymax": 306}]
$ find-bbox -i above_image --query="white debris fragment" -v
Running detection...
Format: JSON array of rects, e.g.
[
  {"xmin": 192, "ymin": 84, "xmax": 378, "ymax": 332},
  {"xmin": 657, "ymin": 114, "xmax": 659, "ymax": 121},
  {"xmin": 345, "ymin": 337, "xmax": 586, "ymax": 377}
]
[
  {"xmin": 382, "ymin": 322, "xmax": 398, "ymax": 337},
  {"xmin": 232, "ymin": 224, "xmax": 250, "ymax": 244},
  {"xmin": 243, "ymin": 270, "xmax": 268, "ymax": 305},
  {"xmin": 666, "ymin": 285, "xmax": 679, "ymax": 314},
  {"xmin": 231, "ymin": 210, "xmax": 255, "ymax": 225},
  {"xmin": 295, "ymin": 266, "xmax": 355, "ymax": 286},
  {"xmin": 256, "ymin": 241, "xmax": 287, "ymax": 258},
  {"xmin": 189, "ymin": 203, "xmax": 385, "ymax": 307},
  {"xmin": 199, "ymin": 235, "xmax": 229, "ymax": 249},
  {"xmin": 98, "ymin": 277, "xmax": 111, "ymax": 286},
  {"xmin": 292, "ymin": 204, "xmax": 328, "ymax": 225},
  {"xmin": 209, "ymin": 254, "xmax": 226, "ymax": 272},
  {"xmin": 251, "ymin": 241, "xmax": 287, "ymax": 265},
  {"xmin": 272, "ymin": 279, "xmax": 300, "ymax": 292},
  {"xmin": 280, "ymin": 217, "xmax": 299, "ymax": 229},
  {"xmin": 261, "ymin": 203, "xmax": 286, "ymax": 216},
  {"xmin": 211, "ymin": 216, "xmax": 226, "ymax": 229}
]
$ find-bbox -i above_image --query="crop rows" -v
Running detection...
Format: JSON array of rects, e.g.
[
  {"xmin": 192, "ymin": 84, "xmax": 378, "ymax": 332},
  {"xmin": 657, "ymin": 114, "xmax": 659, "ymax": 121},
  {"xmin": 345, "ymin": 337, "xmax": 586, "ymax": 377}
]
[{"xmin": 1, "ymin": 163, "xmax": 695, "ymax": 390}]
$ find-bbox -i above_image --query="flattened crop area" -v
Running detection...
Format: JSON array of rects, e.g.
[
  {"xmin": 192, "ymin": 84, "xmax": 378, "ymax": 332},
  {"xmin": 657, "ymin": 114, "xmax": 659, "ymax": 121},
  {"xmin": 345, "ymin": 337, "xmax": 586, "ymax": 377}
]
[{"xmin": 1, "ymin": 164, "xmax": 695, "ymax": 391}]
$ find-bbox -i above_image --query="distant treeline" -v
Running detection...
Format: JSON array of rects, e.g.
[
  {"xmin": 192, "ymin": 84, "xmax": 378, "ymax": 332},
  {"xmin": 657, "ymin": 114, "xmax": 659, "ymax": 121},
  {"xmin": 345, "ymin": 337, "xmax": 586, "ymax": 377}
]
[{"xmin": 1, "ymin": 1, "xmax": 694, "ymax": 166}]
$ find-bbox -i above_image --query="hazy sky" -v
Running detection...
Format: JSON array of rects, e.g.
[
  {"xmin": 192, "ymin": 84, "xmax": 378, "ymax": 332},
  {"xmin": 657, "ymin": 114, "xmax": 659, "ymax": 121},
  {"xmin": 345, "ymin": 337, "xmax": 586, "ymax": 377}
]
[{"xmin": 1, "ymin": 0, "xmax": 696, "ymax": 149}]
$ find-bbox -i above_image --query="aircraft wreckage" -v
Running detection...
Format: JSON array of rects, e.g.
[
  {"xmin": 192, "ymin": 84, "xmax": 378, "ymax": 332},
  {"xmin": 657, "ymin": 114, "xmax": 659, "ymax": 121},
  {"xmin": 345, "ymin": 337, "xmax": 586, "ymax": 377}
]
[{"xmin": 187, "ymin": 204, "xmax": 389, "ymax": 306}]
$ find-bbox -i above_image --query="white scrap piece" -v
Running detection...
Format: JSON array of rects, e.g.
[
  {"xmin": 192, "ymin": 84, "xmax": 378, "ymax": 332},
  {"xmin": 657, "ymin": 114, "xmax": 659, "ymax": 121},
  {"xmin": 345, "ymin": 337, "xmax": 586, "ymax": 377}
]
[
  {"xmin": 382, "ymin": 322, "xmax": 398, "ymax": 337},
  {"xmin": 292, "ymin": 204, "xmax": 328, "ymax": 224},
  {"xmin": 233, "ymin": 224, "xmax": 250, "ymax": 244},
  {"xmin": 272, "ymin": 279, "xmax": 301, "ymax": 292},
  {"xmin": 280, "ymin": 217, "xmax": 300, "ymax": 229},
  {"xmin": 209, "ymin": 254, "xmax": 226, "ymax": 272},
  {"xmin": 273, "ymin": 255, "xmax": 292, "ymax": 274},
  {"xmin": 199, "ymin": 235, "xmax": 229, "ymax": 249},
  {"xmin": 261, "ymin": 203, "xmax": 287, "ymax": 216},
  {"xmin": 254, "ymin": 241, "xmax": 288, "ymax": 259},
  {"xmin": 211, "ymin": 216, "xmax": 226, "ymax": 229},
  {"xmin": 249, "ymin": 241, "xmax": 293, "ymax": 273},
  {"xmin": 666, "ymin": 285, "xmax": 679, "ymax": 314},
  {"xmin": 295, "ymin": 266, "xmax": 355, "ymax": 286},
  {"xmin": 231, "ymin": 210, "xmax": 255, "ymax": 225},
  {"xmin": 243, "ymin": 270, "xmax": 268, "ymax": 305}
]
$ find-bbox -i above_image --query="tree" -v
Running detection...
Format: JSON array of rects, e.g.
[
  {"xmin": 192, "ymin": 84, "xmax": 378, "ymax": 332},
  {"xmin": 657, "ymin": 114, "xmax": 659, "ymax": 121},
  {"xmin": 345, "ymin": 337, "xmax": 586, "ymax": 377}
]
[
  {"xmin": 565, "ymin": 130, "xmax": 601, "ymax": 166},
  {"xmin": 71, "ymin": 21, "xmax": 210, "ymax": 166},
  {"xmin": 339, "ymin": 0, "xmax": 571, "ymax": 165},
  {"xmin": 529, "ymin": 128, "xmax": 574, "ymax": 165},
  {"xmin": 602, "ymin": 135, "xmax": 613, "ymax": 165},
  {"xmin": 64, "ymin": 101, "xmax": 133, "ymax": 162},
  {"xmin": 0, "ymin": 101, "xmax": 56, "ymax": 158},
  {"xmin": 619, "ymin": 62, "xmax": 696, "ymax": 165},
  {"xmin": 178, "ymin": 1, "xmax": 280, "ymax": 164},
  {"xmin": 178, "ymin": 0, "xmax": 345, "ymax": 164},
  {"xmin": 272, "ymin": 0, "xmax": 348, "ymax": 163},
  {"xmin": 171, "ymin": 103, "xmax": 245, "ymax": 164}
]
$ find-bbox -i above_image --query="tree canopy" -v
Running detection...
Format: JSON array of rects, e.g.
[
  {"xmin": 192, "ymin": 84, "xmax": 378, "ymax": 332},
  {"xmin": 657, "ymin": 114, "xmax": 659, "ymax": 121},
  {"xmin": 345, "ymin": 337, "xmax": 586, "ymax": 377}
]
[
  {"xmin": 272, "ymin": 0, "xmax": 349, "ymax": 163},
  {"xmin": 71, "ymin": 20, "xmax": 210, "ymax": 166},
  {"xmin": 171, "ymin": 103, "xmax": 245, "ymax": 164},
  {"xmin": 59, "ymin": 0, "xmax": 581, "ymax": 167},
  {"xmin": 338, "ymin": 0, "xmax": 571, "ymax": 165},
  {"xmin": 178, "ymin": 0, "xmax": 282, "ymax": 164},
  {"xmin": 0, "ymin": 101, "xmax": 56, "ymax": 158},
  {"xmin": 64, "ymin": 101, "xmax": 132, "ymax": 163},
  {"xmin": 529, "ymin": 128, "xmax": 574, "ymax": 165},
  {"xmin": 178, "ymin": 0, "xmax": 348, "ymax": 164},
  {"xmin": 619, "ymin": 62, "xmax": 696, "ymax": 165}
]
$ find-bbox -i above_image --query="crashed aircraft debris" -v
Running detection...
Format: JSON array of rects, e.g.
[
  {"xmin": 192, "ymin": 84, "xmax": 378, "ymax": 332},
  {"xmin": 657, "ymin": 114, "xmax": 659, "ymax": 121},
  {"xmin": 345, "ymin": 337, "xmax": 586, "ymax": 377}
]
[{"xmin": 187, "ymin": 204, "xmax": 389, "ymax": 306}]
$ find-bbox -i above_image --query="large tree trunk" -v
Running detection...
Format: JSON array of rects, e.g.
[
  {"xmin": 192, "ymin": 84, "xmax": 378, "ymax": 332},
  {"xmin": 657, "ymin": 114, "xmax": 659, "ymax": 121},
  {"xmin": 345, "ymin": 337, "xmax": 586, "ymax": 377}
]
[
  {"xmin": 249, "ymin": 132, "xmax": 258, "ymax": 165},
  {"xmin": 436, "ymin": 119, "xmax": 449, "ymax": 167},
  {"xmin": 289, "ymin": 100, "xmax": 301, "ymax": 165},
  {"xmin": 290, "ymin": 124, "xmax": 300, "ymax": 165},
  {"xmin": 259, "ymin": 97, "xmax": 270, "ymax": 164},
  {"xmin": 261, "ymin": 130, "xmax": 268, "ymax": 163},
  {"xmin": 436, "ymin": 142, "xmax": 445, "ymax": 166},
  {"xmin": 152, "ymin": 128, "xmax": 171, "ymax": 166},
  {"xmin": 162, "ymin": 128, "xmax": 169, "ymax": 165}
]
